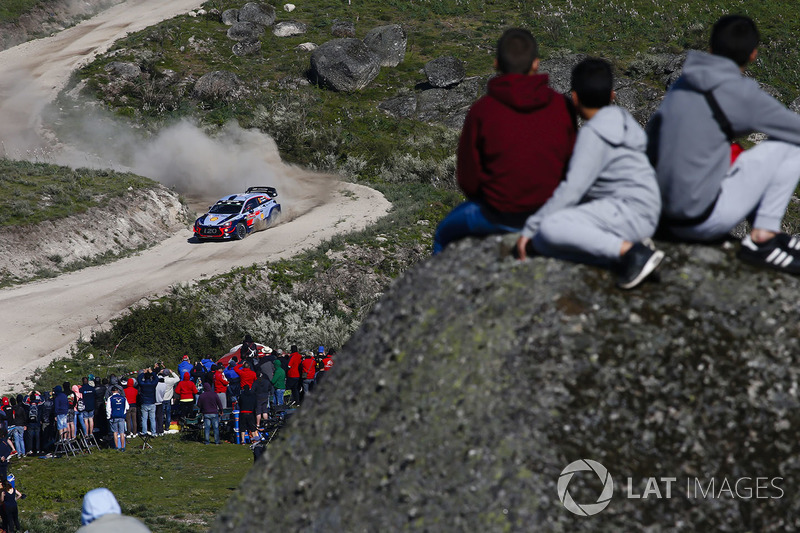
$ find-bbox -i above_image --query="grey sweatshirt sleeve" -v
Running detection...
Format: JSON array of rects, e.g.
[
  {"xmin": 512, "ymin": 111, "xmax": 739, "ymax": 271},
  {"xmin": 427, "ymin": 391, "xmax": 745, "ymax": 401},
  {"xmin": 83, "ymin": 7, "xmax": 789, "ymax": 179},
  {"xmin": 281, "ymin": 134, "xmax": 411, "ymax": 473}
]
[
  {"xmin": 735, "ymin": 84, "xmax": 800, "ymax": 145},
  {"xmin": 521, "ymin": 127, "xmax": 607, "ymax": 238}
]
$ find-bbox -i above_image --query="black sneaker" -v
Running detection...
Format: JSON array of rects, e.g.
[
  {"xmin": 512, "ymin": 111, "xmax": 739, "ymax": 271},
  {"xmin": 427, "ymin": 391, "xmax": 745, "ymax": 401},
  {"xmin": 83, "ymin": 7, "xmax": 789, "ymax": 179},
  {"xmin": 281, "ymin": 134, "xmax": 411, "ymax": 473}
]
[
  {"xmin": 738, "ymin": 234, "xmax": 800, "ymax": 274},
  {"xmin": 617, "ymin": 242, "xmax": 665, "ymax": 289}
]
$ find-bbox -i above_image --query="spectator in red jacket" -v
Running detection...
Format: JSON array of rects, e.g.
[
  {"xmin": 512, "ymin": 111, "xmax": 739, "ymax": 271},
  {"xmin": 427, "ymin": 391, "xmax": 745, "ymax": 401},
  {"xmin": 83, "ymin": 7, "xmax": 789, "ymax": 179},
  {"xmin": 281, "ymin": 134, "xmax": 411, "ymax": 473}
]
[
  {"xmin": 301, "ymin": 352, "xmax": 317, "ymax": 399},
  {"xmin": 212, "ymin": 365, "xmax": 229, "ymax": 410},
  {"xmin": 433, "ymin": 28, "xmax": 576, "ymax": 254},
  {"xmin": 123, "ymin": 379, "xmax": 138, "ymax": 437},
  {"xmin": 174, "ymin": 372, "xmax": 198, "ymax": 423},
  {"xmin": 234, "ymin": 361, "xmax": 257, "ymax": 391},
  {"xmin": 285, "ymin": 345, "xmax": 303, "ymax": 406}
]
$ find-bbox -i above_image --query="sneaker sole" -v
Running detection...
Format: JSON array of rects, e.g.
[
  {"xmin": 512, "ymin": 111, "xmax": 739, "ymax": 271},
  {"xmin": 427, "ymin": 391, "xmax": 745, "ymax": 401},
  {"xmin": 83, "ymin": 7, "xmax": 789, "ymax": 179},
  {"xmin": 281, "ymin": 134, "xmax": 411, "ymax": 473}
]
[{"xmin": 617, "ymin": 249, "xmax": 665, "ymax": 289}]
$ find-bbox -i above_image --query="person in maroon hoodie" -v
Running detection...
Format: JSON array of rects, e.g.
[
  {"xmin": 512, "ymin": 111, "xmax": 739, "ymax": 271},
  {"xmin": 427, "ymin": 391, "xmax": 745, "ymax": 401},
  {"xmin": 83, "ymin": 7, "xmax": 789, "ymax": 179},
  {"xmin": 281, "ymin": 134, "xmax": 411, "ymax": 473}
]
[
  {"xmin": 433, "ymin": 28, "xmax": 577, "ymax": 254},
  {"xmin": 123, "ymin": 379, "xmax": 138, "ymax": 437},
  {"xmin": 285, "ymin": 345, "xmax": 303, "ymax": 406}
]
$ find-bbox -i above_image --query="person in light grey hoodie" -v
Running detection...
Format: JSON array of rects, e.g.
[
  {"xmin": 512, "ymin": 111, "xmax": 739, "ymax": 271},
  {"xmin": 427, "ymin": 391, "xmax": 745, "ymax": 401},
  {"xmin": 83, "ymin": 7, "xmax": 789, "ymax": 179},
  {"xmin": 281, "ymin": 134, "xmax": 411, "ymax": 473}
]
[
  {"xmin": 516, "ymin": 58, "xmax": 664, "ymax": 289},
  {"xmin": 647, "ymin": 15, "xmax": 800, "ymax": 273}
]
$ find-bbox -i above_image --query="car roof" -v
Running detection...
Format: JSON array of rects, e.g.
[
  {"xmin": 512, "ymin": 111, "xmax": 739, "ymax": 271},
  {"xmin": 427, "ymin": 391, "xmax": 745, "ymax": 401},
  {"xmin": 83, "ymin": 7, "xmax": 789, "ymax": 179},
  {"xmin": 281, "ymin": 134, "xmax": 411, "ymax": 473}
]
[{"xmin": 214, "ymin": 187, "xmax": 277, "ymax": 204}]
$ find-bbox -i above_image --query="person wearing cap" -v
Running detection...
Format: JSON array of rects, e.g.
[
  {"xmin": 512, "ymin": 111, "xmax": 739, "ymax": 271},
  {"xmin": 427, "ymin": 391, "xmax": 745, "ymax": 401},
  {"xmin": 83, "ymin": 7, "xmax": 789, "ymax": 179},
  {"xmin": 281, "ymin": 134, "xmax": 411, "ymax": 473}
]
[
  {"xmin": 158, "ymin": 369, "xmax": 179, "ymax": 432},
  {"xmin": 77, "ymin": 488, "xmax": 151, "ymax": 532},
  {"xmin": 106, "ymin": 386, "xmax": 129, "ymax": 451},
  {"xmin": 197, "ymin": 379, "xmax": 223, "ymax": 445},
  {"xmin": 301, "ymin": 351, "xmax": 317, "ymax": 400},
  {"xmin": 211, "ymin": 364, "xmax": 229, "ymax": 410},
  {"xmin": 286, "ymin": 345, "xmax": 303, "ymax": 406}
]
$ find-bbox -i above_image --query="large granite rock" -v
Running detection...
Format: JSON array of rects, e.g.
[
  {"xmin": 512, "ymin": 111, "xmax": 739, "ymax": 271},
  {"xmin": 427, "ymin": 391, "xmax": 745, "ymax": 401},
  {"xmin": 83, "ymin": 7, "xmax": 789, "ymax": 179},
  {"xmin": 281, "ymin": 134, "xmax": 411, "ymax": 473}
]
[
  {"xmin": 193, "ymin": 71, "xmax": 245, "ymax": 101},
  {"xmin": 424, "ymin": 55, "xmax": 465, "ymax": 87},
  {"xmin": 310, "ymin": 38, "xmax": 381, "ymax": 92},
  {"xmin": 238, "ymin": 2, "xmax": 276, "ymax": 26},
  {"xmin": 227, "ymin": 21, "xmax": 265, "ymax": 41},
  {"xmin": 364, "ymin": 24, "xmax": 407, "ymax": 67},
  {"xmin": 215, "ymin": 234, "xmax": 800, "ymax": 532}
]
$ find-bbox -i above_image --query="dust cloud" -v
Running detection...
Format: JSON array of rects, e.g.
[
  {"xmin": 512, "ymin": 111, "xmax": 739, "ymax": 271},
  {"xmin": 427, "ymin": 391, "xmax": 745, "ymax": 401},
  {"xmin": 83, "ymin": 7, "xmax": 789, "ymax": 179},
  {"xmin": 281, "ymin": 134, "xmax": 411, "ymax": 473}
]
[{"xmin": 0, "ymin": 72, "xmax": 335, "ymax": 221}]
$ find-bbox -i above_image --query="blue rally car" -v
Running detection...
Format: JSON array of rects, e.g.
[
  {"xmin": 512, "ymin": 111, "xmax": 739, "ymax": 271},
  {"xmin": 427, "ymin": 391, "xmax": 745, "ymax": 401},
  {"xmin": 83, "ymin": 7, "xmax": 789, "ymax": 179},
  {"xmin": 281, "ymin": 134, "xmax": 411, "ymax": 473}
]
[{"xmin": 193, "ymin": 186, "xmax": 281, "ymax": 241}]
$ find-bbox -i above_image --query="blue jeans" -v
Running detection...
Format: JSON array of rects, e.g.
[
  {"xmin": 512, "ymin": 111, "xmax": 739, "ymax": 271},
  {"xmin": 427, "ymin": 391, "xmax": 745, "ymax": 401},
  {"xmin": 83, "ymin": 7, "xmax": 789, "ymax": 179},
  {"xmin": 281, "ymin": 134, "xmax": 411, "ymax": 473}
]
[
  {"xmin": 274, "ymin": 389, "xmax": 284, "ymax": 406},
  {"xmin": 140, "ymin": 403, "xmax": 157, "ymax": 435},
  {"xmin": 433, "ymin": 201, "xmax": 523, "ymax": 254},
  {"xmin": 9, "ymin": 426, "xmax": 24, "ymax": 456},
  {"xmin": 203, "ymin": 413, "xmax": 220, "ymax": 444}
]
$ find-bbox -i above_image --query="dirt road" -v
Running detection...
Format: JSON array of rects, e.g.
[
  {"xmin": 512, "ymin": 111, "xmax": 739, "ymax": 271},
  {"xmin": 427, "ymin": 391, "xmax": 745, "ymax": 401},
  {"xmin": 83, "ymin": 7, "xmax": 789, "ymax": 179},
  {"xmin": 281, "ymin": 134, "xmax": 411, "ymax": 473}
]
[{"xmin": 0, "ymin": 1, "xmax": 392, "ymax": 391}]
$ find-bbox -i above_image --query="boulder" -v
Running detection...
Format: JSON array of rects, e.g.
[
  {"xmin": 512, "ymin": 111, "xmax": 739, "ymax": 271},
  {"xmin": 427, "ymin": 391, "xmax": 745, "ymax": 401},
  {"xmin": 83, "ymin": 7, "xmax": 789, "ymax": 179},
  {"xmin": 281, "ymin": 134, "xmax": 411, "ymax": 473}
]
[
  {"xmin": 238, "ymin": 2, "xmax": 276, "ymax": 26},
  {"xmin": 424, "ymin": 56, "xmax": 465, "ymax": 88},
  {"xmin": 232, "ymin": 39, "xmax": 262, "ymax": 57},
  {"xmin": 214, "ymin": 233, "xmax": 800, "ymax": 532},
  {"xmin": 363, "ymin": 24, "xmax": 407, "ymax": 67},
  {"xmin": 227, "ymin": 21, "xmax": 265, "ymax": 42},
  {"xmin": 273, "ymin": 21, "xmax": 307, "ymax": 37},
  {"xmin": 310, "ymin": 38, "xmax": 381, "ymax": 92},
  {"xmin": 284, "ymin": 3, "xmax": 296, "ymax": 12},
  {"xmin": 104, "ymin": 61, "xmax": 141, "ymax": 81},
  {"xmin": 193, "ymin": 71, "xmax": 244, "ymax": 101},
  {"xmin": 297, "ymin": 42, "xmax": 317, "ymax": 52},
  {"xmin": 331, "ymin": 19, "xmax": 356, "ymax": 38},
  {"xmin": 221, "ymin": 9, "xmax": 239, "ymax": 25},
  {"xmin": 378, "ymin": 93, "xmax": 417, "ymax": 118},
  {"xmin": 415, "ymin": 76, "xmax": 483, "ymax": 123}
]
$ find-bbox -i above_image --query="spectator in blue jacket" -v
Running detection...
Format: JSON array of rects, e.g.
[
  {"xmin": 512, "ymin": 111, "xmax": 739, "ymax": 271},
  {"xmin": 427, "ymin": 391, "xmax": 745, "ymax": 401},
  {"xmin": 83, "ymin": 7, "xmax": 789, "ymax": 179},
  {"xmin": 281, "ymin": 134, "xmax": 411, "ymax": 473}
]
[
  {"xmin": 137, "ymin": 368, "xmax": 159, "ymax": 436},
  {"xmin": 177, "ymin": 356, "xmax": 193, "ymax": 380},
  {"xmin": 53, "ymin": 386, "xmax": 69, "ymax": 440},
  {"xmin": 79, "ymin": 377, "xmax": 97, "ymax": 438}
]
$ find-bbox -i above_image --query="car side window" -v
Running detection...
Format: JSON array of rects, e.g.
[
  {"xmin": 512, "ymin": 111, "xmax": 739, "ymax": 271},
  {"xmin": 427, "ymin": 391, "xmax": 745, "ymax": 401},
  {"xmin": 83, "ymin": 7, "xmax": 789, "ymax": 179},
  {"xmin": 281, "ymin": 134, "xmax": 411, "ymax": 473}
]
[{"xmin": 244, "ymin": 199, "xmax": 258, "ymax": 212}]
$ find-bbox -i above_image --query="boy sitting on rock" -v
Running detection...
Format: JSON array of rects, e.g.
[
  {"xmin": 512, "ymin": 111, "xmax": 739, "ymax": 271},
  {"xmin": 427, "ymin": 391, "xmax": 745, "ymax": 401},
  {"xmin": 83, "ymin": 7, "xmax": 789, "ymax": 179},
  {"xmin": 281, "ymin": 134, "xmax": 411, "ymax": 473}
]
[
  {"xmin": 647, "ymin": 15, "xmax": 800, "ymax": 273},
  {"xmin": 433, "ymin": 28, "xmax": 576, "ymax": 254},
  {"xmin": 515, "ymin": 58, "xmax": 664, "ymax": 289}
]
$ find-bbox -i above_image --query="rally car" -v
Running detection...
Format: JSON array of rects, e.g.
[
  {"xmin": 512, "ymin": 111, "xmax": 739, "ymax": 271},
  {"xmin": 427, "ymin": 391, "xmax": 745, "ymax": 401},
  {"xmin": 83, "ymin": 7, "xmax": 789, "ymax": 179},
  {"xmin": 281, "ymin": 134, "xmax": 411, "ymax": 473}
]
[{"xmin": 193, "ymin": 186, "xmax": 281, "ymax": 241}]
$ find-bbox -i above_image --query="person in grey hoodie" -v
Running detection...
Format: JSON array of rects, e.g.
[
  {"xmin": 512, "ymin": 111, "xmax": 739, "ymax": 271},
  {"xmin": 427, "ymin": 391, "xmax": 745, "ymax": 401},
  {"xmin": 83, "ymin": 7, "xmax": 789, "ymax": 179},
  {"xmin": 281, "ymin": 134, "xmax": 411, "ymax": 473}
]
[
  {"xmin": 647, "ymin": 15, "xmax": 800, "ymax": 273},
  {"xmin": 516, "ymin": 58, "xmax": 664, "ymax": 289}
]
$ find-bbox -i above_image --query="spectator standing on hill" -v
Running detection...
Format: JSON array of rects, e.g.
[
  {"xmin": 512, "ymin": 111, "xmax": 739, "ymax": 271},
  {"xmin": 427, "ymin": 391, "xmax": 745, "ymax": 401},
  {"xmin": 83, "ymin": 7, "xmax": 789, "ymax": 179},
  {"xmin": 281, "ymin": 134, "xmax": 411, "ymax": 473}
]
[
  {"xmin": 271, "ymin": 359, "xmax": 286, "ymax": 406},
  {"xmin": 174, "ymin": 373, "xmax": 199, "ymax": 422},
  {"xmin": 92, "ymin": 379, "xmax": 107, "ymax": 438},
  {"xmin": 177, "ymin": 355, "xmax": 193, "ymax": 380},
  {"xmin": 1, "ymin": 478, "xmax": 23, "ymax": 533},
  {"xmin": 197, "ymin": 382, "xmax": 223, "ymax": 445},
  {"xmin": 25, "ymin": 392, "xmax": 41, "ymax": 456},
  {"xmin": 79, "ymin": 377, "xmax": 97, "ymax": 439},
  {"xmin": 9, "ymin": 398, "xmax": 25, "ymax": 458},
  {"xmin": 123, "ymin": 379, "xmax": 138, "ymax": 437},
  {"xmin": 0, "ymin": 430, "xmax": 12, "ymax": 482},
  {"xmin": 160, "ymin": 369, "xmax": 179, "ymax": 430},
  {"xmin": 137, "ymin": 368, "xmax": 159, "ymax": 436},
  {"xmin": 238, "ymin": 385, "xmax": 258, "ymax": 443},
  {"xmin": 253, "ymin": 373, "xmax": 273, "ymax": 428},
  {"xmin": 240, "ymin": 334, "xmax": 258, "ymax": 360},
  {"xmin": 65, "ymin": 383, "xmax": 78, "ymax": 440},
  {"xmin": 301, "ymin": 351, "xmax": 317, "ymax": 398},
  {"xmin": 647, "ymin": 15, "xmax": 800, "ymax": 273},
  {"xmin": 53, "ymin": 385, "xmax": 69, "ymax": 440},
  {"xmin": 234, "ymin": 359, "xmax": 257, "ymax": 391},
  {"xmin": 77, "ymin": 488, "xmax": 151, "ymax": 532},
  {"xmin": 106, "ymin": 386, "xmax": 129, "ymax": 451},
  {"xmin": 212, "ymin": 364, "xmax": 229, "ymax": 410},
  {"xmin": 286, "ymin": 345, "xmax": 303, "ymax": 406},
  {"xmin": 224, "ymin": 359, "xmax": 241, "ymax": 407},
  {"xmin": 433, "ymin": 27, "xmax": 577, "ymax": 254}
]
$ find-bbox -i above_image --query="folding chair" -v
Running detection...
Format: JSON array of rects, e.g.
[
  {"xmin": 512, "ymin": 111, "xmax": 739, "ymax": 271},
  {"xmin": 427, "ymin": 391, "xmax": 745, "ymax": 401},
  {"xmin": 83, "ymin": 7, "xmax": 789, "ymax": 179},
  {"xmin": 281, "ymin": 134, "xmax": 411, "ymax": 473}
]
[{"xmin": 139, "ymin": 433, "xmax": 153, "ymax": 450}]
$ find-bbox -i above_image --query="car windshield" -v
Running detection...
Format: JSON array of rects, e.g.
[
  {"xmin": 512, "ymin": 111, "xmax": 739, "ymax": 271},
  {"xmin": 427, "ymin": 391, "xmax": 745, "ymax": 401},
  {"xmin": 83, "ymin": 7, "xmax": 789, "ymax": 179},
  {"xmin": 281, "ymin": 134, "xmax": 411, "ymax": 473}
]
[{"xmin": 209, "ymin": 201, "xmax": 243, "ymax": 215}]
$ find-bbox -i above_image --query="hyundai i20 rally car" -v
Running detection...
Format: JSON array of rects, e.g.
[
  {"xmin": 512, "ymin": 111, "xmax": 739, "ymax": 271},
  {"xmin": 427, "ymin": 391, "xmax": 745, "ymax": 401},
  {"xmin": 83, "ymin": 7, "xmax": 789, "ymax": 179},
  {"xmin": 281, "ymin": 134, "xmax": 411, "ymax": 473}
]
[{"xmin": 193, "ymin": 186, "xmax": 281, "ymax": 241}]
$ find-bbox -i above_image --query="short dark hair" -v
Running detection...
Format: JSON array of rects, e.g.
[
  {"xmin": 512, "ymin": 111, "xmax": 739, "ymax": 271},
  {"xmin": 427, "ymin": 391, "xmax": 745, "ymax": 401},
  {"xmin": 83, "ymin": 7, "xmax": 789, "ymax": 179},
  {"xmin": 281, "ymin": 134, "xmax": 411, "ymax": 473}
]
[
  {"xmin": 496, "ymin": 28, "xmax": 539, "ymax": 74},
  {"xmin": 571, "ymin": 58, "xmax": 613, "ymax": 108},
  {"xmin": 710, "ymin": 15, "xmax": 759, "ymax": 66}
]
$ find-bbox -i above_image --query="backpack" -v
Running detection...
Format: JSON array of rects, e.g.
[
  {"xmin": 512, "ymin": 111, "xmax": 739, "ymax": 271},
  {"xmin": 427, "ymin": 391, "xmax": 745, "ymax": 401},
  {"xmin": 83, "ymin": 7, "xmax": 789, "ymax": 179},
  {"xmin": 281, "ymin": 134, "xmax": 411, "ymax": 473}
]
[{"xmin": 28, "ymin": 403, "xmax": 39, "ymax": 422}]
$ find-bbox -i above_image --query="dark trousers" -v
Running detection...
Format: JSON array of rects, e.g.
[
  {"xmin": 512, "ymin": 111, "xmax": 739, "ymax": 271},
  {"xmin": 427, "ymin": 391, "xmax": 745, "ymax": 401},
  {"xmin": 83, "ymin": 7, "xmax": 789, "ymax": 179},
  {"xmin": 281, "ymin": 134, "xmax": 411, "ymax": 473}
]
[
  {"xmin": 286, "ymin": 377, "xmax": 300, "ymax": 404},
  {"xmin": 126, "ymin": 405, "xmax": 138, "ymax": 435},
  {"xmin": 25, "ymin": 424, "xmax": 40, "ymax": 454},
  {"xmin": 155, "ymin": 403, "xmax": 164, "ymax": 434}
]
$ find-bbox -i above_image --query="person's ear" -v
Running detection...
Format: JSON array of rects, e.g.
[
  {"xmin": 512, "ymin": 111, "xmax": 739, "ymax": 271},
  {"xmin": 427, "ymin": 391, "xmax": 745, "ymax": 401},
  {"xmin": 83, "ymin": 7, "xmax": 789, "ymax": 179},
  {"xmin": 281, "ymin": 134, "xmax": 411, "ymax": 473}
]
[
  {"xmin": 749, "ymin": 47, "xmax": 758, "ymax": 64},
  {"xmin": 571, "ymin": 90, "xmax": 580, "ymax": 108},
  {"xmin": 610, "ymin": 90, "xmax": 617, "ymax": 103},
  {"xmin": 529, "ymin": 58, "xmax": 540, "ymax": 74},
  {"xmin": 493, "ymin": 58, "xmax": 499, "ymax": 72}
]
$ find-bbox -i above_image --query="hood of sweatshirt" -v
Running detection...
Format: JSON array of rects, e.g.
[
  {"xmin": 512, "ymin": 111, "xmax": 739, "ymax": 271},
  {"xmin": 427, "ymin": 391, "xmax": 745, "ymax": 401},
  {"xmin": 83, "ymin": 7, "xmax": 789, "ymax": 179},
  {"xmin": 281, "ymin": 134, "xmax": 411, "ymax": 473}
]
[
  {"xmin": 53, "ymin": 386, "xmax": 62, "ymax": 395},
  {"xmin": 81, "ymin": 488, "xmax": 121, "ymax": 525},
  {"xmin": 487, "ymin": 73, "xmax": 554, "ymax": 112},
  {"xmin": 585, "ymin": 106, "xmax": 647, "ymax": 151},
  {"xmin": 679, "ymin": 50, "xmax": 743, "ymax": 93},
  {"xmin": 182, "ymin": 372, "xmax": 192, "ymax": 381},
  {"xmin": 274, "ymin": 360, "xmax": 282, "ymax": 368},
  {"xmin": 126, "ymin": 379, "xmax": 135, "ymax": 388}
]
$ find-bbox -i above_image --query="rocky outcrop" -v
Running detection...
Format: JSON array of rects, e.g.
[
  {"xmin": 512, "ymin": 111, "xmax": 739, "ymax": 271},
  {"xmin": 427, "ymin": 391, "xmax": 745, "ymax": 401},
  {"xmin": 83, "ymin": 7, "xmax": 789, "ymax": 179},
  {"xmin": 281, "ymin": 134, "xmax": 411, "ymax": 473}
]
[
  {"xmin": 221, "ymin": 8, "xmax": 239, "ymax": 25},
  {"xmin": 424, "ymin": 56, "xmax": 466, "ymax": 87},
  {"xmin": 310, "ymin": 38, "xmax": 381, "ymax": 92},
  {"xmin": 0, "ymin": 186, "xmax": 188, "ymax": 285},
  {"xmin": 237, "ymin": 2, "xmax": 276, "ymax": 27},
  {"xmin": 232, "ymin": 39, "xmax": 262, "ymax": 57},
  {"xmin": 215, "ymin": 231, "xmax": 800, "ymax": 532},
  {"xmin": 193, "ymin": 71, "xmax": 245, "ymax": 101},
  {"xmin": 227, "ymin": 21, "xmax": 265, "ymax": 41},
  {"xmin": 104, "ymin": 61, "xmax": 141, "ymax": 81},
  {"xmin": 379, "ymin": 76, "xmax": 485, "ymax": 127},
  {"xmin": 364, "ymin": 24, "xmax": 407, "ymax": 67}
]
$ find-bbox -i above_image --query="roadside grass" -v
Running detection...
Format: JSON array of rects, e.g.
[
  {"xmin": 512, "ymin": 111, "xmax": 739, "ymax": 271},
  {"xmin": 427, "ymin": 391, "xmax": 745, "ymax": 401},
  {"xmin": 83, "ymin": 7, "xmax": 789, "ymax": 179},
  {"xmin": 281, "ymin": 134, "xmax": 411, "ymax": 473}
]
[
  {"xmin": 0, "ymin": 158, "xmax": 157, "ymax": 227},
  {"xmin": 11, "ymin": 434, "xmax": 253, "ymax": 533},
  {"xmin": 0, "ymin": 0, "xmax": 47, "ymax": 23}
]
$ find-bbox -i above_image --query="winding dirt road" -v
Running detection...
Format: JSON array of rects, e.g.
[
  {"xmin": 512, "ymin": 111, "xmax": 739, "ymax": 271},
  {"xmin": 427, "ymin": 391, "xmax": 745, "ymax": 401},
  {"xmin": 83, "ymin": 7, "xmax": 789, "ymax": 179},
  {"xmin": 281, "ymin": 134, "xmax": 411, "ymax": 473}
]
[{"xmin": 0, "ymin": 1, "xmax": 391, "ymax": 391}]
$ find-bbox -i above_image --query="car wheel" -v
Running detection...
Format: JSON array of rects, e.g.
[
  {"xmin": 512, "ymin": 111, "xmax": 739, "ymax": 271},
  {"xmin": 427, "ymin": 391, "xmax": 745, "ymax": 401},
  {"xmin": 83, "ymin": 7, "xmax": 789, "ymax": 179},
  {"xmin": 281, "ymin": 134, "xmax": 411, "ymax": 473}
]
[
  {"xmin": 234, "ymin": 222, "xmax": 247, "ymax": 240},
  {"xmin": 267, "ymin": 208, "xmax": 281, "ymax": 227}
]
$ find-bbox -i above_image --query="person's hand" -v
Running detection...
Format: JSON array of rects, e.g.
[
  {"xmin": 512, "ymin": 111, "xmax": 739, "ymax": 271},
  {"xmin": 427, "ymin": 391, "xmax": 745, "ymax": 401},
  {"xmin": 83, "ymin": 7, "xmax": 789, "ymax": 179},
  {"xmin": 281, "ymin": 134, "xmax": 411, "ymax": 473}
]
[{"xmin": 516, "ymin": 235, "xmax": 531, "ymax": 260}]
